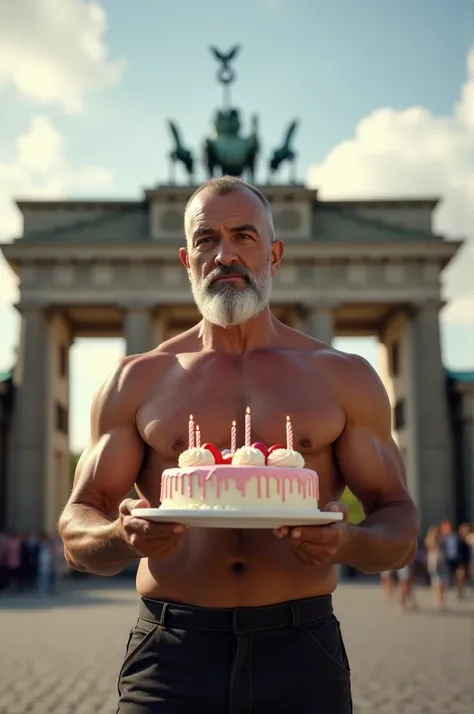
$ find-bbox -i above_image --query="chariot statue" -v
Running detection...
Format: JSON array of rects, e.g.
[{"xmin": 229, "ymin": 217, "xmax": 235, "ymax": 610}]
[
  {"xmin": 166, "ymin": 45, "xmax": 300, "ymax": 184},
  {"xmin": 204, "ymin": 107, "xmax": 259, "ymax": 182},
  {"xmin": 202, "ymin": 45, "xmax": 260, "ymax": 181}
]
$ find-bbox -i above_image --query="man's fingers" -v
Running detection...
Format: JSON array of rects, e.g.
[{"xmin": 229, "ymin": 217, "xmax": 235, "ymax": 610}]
[
  {"xmin": 125, "ymin": 519, "xmax": 187, "ymax": 539},
  {"xmin": 119, "ymin": 498, "xmax": 150, "ymax": 515},
  {"xmin": 289, "ymin": 525, "xmax": 343, "ymax": 545},
  {"xmin": 324, "ymin": 501, "xmax": 349, "ymax": 520},
  {"xmin": 144, "ymin": 522, "xmax": 188, "ymax": 536}
]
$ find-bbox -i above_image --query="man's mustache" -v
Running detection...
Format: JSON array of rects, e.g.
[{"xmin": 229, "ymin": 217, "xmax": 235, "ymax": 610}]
[{"xmin": 206, "ymin": 264, "xmax": 251, "ymax": 287}]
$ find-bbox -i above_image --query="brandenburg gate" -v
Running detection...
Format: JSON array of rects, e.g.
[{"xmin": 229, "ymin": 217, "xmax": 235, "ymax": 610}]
[{"xmin": 0, "ymin": 46, "xmax": 462, "ymax": 534}]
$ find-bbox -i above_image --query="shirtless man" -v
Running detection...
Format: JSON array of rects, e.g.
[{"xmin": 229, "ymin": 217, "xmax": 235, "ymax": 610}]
[{"xmin": 59, "ymin": 176, "xmax": 419, "ymax": 714}]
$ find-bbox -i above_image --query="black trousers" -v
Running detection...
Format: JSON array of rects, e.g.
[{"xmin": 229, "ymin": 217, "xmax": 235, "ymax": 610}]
[{"xmin": 116, "ymin": 594, "xmax": 353, "ymax": 713}]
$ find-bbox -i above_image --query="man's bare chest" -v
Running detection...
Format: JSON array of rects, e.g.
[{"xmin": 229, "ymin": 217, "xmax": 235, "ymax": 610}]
[{"xmin": 136, "ymin": 353, "xmax": 346, "ymax": 462}]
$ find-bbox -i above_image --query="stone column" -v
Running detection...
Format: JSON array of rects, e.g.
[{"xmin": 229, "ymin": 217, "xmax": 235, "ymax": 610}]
[
  {"xmin": 381, "ymin": 303, "xmax": 455, "ymax": 531},
  {"xmin": 44, "ymin": 313, "xmax": 72, "ymax": 534},
  {"xmin": 6, "ymin": 306, "xmax": 49, "ymax": 531},
  {"xmin": 301, "ymin": 305, "xmax": 335, "ymax": 345},
  {"xmin": 123, "ymin": 305, "xmax": 155, "ymax": 356},
  {"xmin": 153, "ymin": 309, "xmax": 167, "ymax": 346},
  {"xmin": 410, "ymin": 303, "xmax": 454, "ymax": 529}
]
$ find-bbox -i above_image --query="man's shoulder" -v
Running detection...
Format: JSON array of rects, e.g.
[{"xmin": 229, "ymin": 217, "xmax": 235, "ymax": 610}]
[
  {"xmin": 314, "ymin": 349, "xmax": 390, "ymax": 422},
  {"xmin": 280, "ymin": 325, "xmax": 376, "ymax": 377},
  {"xmin": 113, "ymin": 326, "xmax": 200, "ymax": 386},
  {"xmin": 314, "ymin": 347, "xmax": 377, "ymax": 378},
  {"xmin": 98, "ymin": 350, "xmax": 176, "ymax": 402},
  {"xmin": 298, "ymin": 341, "xmax": 384, "ymax": 400}
]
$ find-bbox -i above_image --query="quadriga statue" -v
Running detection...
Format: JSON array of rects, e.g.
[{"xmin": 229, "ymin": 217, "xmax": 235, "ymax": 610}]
[{"xmin": 203, "ymin": 108, "xmax": 260, "ymax": 182}]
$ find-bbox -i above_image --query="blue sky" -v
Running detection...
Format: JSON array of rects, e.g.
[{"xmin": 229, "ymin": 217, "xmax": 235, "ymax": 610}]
[
  {"xmin": 0, "ymin": 0, "xmax": 473, "ymax": 450},
  {"xmin": 3, "ymin": 0, "xmax": 472, "ymax": 191}
]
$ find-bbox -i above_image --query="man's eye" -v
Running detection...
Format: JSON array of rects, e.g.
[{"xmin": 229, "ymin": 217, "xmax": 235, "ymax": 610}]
[
  {"xmin": 196, "ymin": 237, "xmax": 214, "ymax": 246},
  {"xmin": 237, "ymin": 233, "xmax": 252, "ymax": 240}
]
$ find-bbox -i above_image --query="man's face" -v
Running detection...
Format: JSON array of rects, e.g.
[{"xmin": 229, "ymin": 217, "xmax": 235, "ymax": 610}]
[{"xmin": 180, "ymin": 188, "xmax": 284, "ymax": 328}]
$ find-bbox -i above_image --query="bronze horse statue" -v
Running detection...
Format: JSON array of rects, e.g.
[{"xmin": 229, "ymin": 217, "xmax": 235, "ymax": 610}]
[
  {"xmin": 167, "ymin": 120, "xmax": 194, "ymax": 183},
  {"xmin": 269, "ymin": 120, "xmax": 299, "ymax": 182}
]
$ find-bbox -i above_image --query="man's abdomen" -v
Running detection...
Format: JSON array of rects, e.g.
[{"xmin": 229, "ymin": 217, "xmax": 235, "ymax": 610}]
[{"xmin": 136, "ymin": 529, "xmax": 338, "ymax": 607}]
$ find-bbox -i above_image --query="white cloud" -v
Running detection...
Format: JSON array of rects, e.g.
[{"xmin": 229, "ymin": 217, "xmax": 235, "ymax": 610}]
[
  {"xmin": 0, "ymin": 115, "xmax": 113, "ymax": 241},
  {"xmin": 442, "ymin": 294, "xmax": 474, "ymax": 326},
  {"xmin": 307, "ymin": 49, "xmax": 474, "ymax": 328},
  {"xmin": 0, "ymin": 0, "xmax": 124, "ymax": 113},
  {"xmin": 0, "ymin": 115, "xmax": 114, "ymax": 366}
]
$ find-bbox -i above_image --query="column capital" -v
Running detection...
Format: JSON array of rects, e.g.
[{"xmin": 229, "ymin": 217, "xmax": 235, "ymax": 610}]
[
  {"xmin": 409, "ymin": 298, "xmax": 446, "ymax": 314},
  {"xmin": 299, "ymin": 303, "xmax": 335, "ymax": 344},
  {"xmin": 14, "ymin": 300, "xmax": 50, "ymax": 315},
  {"xmin": 123, "ymin": 305, "xmax": 156, "ymax": 355},
  {"xmin": 299, "ymin": 300, "xmax": 340, "ymax": 315},
  {"xmin": 118, "ymin": 300, "xmax": 156, "ymax": 312}
]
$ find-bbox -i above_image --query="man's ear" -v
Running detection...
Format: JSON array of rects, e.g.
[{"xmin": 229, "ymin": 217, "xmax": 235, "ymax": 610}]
[
  {"xmin": 270, "ymin": 240, "xmax": 285, "ymax": 277},
  {"xmin": 179, "ymin": 247, "xmax": 190, "ymax": 271}
]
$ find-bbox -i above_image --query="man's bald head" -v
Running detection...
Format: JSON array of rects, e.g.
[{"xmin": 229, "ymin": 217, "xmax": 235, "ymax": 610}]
[{"xmin": 184, "ymin": 176, "xmax": 275, "ymax": 243}]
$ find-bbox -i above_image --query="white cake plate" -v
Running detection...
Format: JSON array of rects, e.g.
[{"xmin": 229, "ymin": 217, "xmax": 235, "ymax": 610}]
[{"xmin": 130, "ymin": 508, "xmax": 344, "ymax": 529}]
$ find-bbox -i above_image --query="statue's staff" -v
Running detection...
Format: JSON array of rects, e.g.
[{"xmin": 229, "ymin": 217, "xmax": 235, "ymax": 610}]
[{"xmin": 210, "ymin": 45, "xmax": 241, "ymax": 109}]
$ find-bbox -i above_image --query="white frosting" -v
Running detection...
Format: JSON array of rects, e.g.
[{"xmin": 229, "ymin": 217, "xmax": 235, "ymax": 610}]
[
  {"xmin": 178, "ymin": 447, "xmax": 216, "ymax": 468},
  {"xmin": 266, "ymin": 448, "xmax": 305, "ymax": 468},
  {"xmin": 231, "ymin": 446, "xmax": 266, "ymax": 466}
]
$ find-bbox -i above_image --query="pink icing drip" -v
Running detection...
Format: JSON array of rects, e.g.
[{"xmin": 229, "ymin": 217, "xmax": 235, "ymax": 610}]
[{"xmin": 162, "ymin": 467, "xmax": 318, "ymax": 504}]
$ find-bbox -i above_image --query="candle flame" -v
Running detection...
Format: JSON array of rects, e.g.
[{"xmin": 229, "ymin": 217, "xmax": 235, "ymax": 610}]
[
  {"xmin": 232, "ymin": 420, "xmax": 236, "ymax": 427},
  {"xmin": 286, "ymin": 415, "xmax": 290, "ymax": 422},
  {"xmin": 246, "ymin": 406, "xmax": 250, "ymax": 414},
  {"xmin": 190, "ymin": 414, "xmax": 194, "ymax": 420},
  {"xmin": 196, "ymin": 425, "xmax": 200, "ymax": 431}
]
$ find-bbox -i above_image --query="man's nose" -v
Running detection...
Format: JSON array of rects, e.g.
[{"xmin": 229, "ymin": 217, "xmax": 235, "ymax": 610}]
[{"xmin": 215, "ymin": 240, "xmax": 239, "ymax": 266}]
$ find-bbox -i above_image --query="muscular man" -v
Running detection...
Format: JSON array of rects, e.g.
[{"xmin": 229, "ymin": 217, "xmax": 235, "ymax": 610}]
[{"xmin": 59, "ymin": 176, "xmax": 419, "ymax": 714}]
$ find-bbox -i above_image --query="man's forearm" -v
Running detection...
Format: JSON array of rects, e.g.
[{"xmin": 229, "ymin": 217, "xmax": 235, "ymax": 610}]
[
  {"xmin": 59, "ymin": 504, "xmax": 139, "ymax": 576},
  {"xmin": 336, "ymin": 501, "xmax": 419, "ymax": 574}
]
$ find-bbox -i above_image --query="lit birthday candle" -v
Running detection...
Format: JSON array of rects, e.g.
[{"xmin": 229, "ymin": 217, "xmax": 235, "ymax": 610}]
[
  {"xmin": 245, "ymin": 406, "xmax": 251, "ymax": 447},
  {"xmin": 231, "ymin": 420, "xmax": 237, "ymax": 454},
  {"xmin": 188, "ymin": 414, "xmax": 195, "ymax": 449},
  {"xmin": 195, "ymin": 425, "xmax": 201, "ymax": 447},
  {"xmin": 286, "ymin": 415, "xmax": 294, "ymax": 450}
]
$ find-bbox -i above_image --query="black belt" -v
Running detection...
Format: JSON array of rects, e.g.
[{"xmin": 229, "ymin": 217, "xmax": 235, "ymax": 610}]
[{"xmin": 139, "ymin": 594, "xmax": 333, "ymax": 634}]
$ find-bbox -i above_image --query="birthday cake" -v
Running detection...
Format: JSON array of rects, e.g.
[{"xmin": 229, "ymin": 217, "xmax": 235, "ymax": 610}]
[{"xmin": 159, "ymin": 410, "xmax": 319, "ymax": 512}]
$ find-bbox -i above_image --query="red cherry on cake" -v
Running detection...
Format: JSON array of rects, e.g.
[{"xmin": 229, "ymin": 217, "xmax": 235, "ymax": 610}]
[
  {"xmin": 268, "ymin": 444, "xmax": 286, "ymax": 454},
  {"xmin": 202, "ymin": 443, "xmax": 224, "ymax": 464},
  {"xmin": 252, "ymin": 442, "xmax": 269, "ymax": 458}
]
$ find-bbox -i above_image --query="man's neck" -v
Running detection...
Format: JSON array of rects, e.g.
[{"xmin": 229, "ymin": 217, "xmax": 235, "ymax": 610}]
[{"xmin": 198, "ymin": 308, "xmax": 276, "ymax": 354}]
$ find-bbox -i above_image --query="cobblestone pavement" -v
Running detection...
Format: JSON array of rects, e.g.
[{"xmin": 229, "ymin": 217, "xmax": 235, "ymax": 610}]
[{"xmin": 0, "ymin": 578, "xmax": 473, "ymax": 714}]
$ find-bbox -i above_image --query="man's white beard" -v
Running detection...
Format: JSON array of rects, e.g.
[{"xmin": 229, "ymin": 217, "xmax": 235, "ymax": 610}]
[{"xmin": 190, "ymin": 266, "xmax": 272, "ymax": 328}]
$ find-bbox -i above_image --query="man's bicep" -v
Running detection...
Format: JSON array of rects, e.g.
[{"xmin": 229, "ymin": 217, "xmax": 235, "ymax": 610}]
[
  {"xmin": 68, "ymin": 362, "xmax": 145, "ymax": 516},
  {"xmin": 335, "ymin": 427, "xmax": 407, "ymax": 514},
  {"xmin": 334, "ymin": 356, "xmax": 409, "ymax": 514}
]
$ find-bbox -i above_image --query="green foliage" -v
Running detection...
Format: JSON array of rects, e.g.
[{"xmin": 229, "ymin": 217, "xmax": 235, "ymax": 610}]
[{"xmin": 341, "ymin": 488, "xmax": 365, "ymax": 524}]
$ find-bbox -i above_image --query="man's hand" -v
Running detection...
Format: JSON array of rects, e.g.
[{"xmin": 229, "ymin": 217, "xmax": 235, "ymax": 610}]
[
  {"xmin": 118, "ymin": 498, "xmax": 188, "ymax": 560},
  {"xmin": 273, "ymin": 502, "xmax": 349, "ymax": 566}
]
